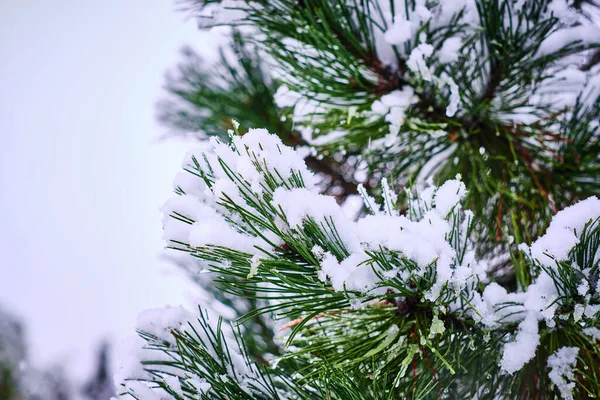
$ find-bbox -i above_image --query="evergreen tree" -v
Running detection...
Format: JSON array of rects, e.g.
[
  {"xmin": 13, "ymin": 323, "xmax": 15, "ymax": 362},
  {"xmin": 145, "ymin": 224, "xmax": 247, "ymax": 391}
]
[{"xmin": 116, "ymin": 1, "xmax": 600, "ymax": 398}]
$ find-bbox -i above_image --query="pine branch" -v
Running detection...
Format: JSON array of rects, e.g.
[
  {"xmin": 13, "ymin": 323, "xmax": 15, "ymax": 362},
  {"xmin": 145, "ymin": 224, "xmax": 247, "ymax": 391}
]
[{"xmin": 128, "ymin": 1, "xmax": 600, "ymax": 398}]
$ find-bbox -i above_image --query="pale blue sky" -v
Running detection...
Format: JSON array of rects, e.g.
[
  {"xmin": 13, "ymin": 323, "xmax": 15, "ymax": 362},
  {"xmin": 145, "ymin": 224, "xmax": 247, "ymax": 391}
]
[{"xmin": 0, "ymin": 0, "xmax": 216, "ymax": 380}]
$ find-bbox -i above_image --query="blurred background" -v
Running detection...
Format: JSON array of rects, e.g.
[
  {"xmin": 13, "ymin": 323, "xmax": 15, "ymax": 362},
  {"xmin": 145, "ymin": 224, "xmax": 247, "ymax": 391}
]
[{"xmin": 0, "ymin": 1, "xmax": 216, "ymax": 397}]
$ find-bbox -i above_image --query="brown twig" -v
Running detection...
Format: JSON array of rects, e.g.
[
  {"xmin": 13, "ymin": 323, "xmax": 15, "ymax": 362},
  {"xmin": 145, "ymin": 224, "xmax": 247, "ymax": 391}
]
[{"xmin": 519, "ymin": 146, "xmax": 557, "ymax": 213}]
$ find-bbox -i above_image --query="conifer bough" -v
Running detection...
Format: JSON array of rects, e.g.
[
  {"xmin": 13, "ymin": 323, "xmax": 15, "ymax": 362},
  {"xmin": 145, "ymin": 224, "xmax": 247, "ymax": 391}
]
[{"xmin": 116, "ymin": 1, "xmax": 600, "ymax": 399}]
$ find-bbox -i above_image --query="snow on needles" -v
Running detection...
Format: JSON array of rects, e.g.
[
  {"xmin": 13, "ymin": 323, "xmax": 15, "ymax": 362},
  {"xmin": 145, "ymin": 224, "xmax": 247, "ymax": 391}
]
[
  {"xmin": 161, "ymin": 128, "xmax": 318, "ymax": 256},
  {"xmin": 130, "ymin": 129, "xmax": 600, "ymax": 394},
  {"xmin": 162, "ymin": 128, "xmax": 484, "ymax": 298},
  {"xmin": 547, "ymin": 347, "xmax": 580, "ymax": 400},
  {"xmin": 527, "ymin": 196, "xmax": 600, "ymax": 267},
  {"xmin": 482, "ymin": 196, "xmax": 600, "ymax": 374},
  {"xmin": 256, "ymin": 0, "xmax": 599, "ymax": 151},
  {"xmin": 113, "ymin": 306, "xmax": 258, "ymax": 399}
]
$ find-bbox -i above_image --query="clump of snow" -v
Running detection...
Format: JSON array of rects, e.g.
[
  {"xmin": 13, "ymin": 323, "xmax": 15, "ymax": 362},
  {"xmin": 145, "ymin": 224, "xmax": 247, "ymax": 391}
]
[
  {"xmin": 438, "ymin": 37, "xmax": 462, "ymax": 64},
  {"xmin": 189, "ymin": 377, "xmax": 212, "ymax": 394},
  {"xmin": 383, "ymin": 18, "xmax": 416, "ymax": 46},
  {"xmin": 113, "ymin": 306, "xmax": 200, "ymax": 392},
  {"xmin": 526, "ymin": 196, "xmax": 600, "ymax": 267},
  {"xmin": 320, "ymin": 252, "xmax": 378, "ymax": 292},
  {"xmin": 189, "ymin": 211, "xmax": 261, "ymax": 254},
  {"xmin": 444, "ymin": 75, "xmax": 461, "ymax": 117},
  {"xmin": 474, "ymin": 274, "xmax": 559, "ymax": 373},
  {"xmin": 273, "ymin": 188, "xmax": 343, "ymax": 228},
  {"xmin": 547, "ymin": 347, "xmax": 579, "ymax": 400},
  {"xmin": 407, "ymin": 43, "xmax": 435, "ymax": 82},
  {"xmin": 434, "ymin": 179, "xmax": 466, "ymax": 216},
  {"xmin": 513, "ymin": 196, "xmax": 600, "ymax": 333},
  {"xmin": 383, "ymin": 1, "xmax": 431, "ymax": 46},
  {"xmin": 500, "ymin": 313, "xmax": 540, "ymax": 374},
  {"xmin": 371, "ymin": 87, "xmax": 418, "ymax": 135},
  {"xmin": 248, "ymin": 254, "xmax": 262, "ymax": 278},
  {"xmin": 230, "ymin": 128, "xmax": 318, "ymax": 189}
]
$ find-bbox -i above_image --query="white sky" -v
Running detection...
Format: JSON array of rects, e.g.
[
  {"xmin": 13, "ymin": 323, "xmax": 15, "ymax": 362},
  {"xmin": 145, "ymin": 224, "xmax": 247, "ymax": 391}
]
[{"xmin": 0, "ymin": 0, "xmax": 219, "ymax": 382}]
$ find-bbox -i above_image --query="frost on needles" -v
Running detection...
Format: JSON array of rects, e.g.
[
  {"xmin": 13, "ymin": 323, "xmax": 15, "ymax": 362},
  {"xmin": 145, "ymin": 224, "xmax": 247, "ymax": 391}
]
[{"xmin": 115, "ymin": 129, "xmax": 600, "ymax": 400}]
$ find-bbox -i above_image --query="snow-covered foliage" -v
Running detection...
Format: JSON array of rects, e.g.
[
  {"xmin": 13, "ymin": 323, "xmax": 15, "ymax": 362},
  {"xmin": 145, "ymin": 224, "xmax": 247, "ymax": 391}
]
[
  {"xmin": 547, "ymin": 346, "xmax": 579, "ymax": 400},
  {"xmin": 471, "ymin": 195, "xmax": 600, "ymax": 374},
  {"xmin": 118, "ymin": 128, "xmax": 600, "ymax": 398},
  {"xmin": 113, "ymin": 306, "xmax": 274, "ymax": 399},
  {"xmin": 162, "ymin": 128, "xmax": 316, "ymax": 256},
  {"xmin": 162, "ymin": 128, "xmax": 484, "ymax": 300},
  {"xmin": 140, "ymin": 0, "xmax": 600, "ymax": 397},
  {"xmin": 187, "ymin": 0, "xmax": 600, "ymax": 146},
  {"xmin": 161, "ymin": 1, "xmax": 600, "ymax": 279}
]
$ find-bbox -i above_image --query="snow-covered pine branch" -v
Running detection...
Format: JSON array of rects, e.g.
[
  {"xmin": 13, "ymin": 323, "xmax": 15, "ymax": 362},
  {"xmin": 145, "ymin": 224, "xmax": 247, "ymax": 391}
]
[
  {"xmin": 123, "ymin": 0, "xmax": 600, "ymax": 398},
  {"xmin": 116, "ymin": 129, "xmax": 600, "ymax": 399},
  {"xmin": 161, "ymin": 0, "xmax": 600, "ymax": 292}
]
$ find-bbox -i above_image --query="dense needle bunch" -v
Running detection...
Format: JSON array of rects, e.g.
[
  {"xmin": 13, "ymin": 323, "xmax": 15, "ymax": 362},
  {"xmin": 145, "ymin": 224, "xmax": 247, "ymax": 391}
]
[{"xmin": 117, "ymin": 0, "xmax": 600, "ymax": 399}]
